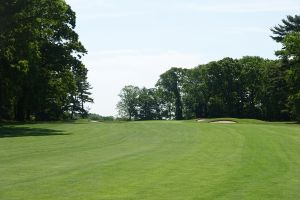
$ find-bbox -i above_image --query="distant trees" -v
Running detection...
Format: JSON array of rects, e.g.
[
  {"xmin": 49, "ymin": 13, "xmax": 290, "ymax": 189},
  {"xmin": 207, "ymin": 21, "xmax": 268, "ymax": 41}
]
[
  {"xmin": 181, "ymin": 57, "xmax": 272, "ymax": 119},
  {"xmin": 117, "ymin": 86, "xmax": 162, "ymax": 120},
  {"xmin": 261, "ymin": 60, "xmax": 290, "ymax": 120},
  {"xmin": 137, "ymin": 87, "xmax": 161, "ymax": 120},
  {"xmin": 116, "ymin": 15, "xmax": 300, "ymax": 122},
  {"xmin": 88, "ymin": 113, "xmax": 114, "ymax": 121},
  {"xmin": 156, "ymin": 68, "xmax": 186, "ymax": 120},
  {"xmin": 116, "ymin": 57, "xmax": 298, "ymax": 121},
  {"xmin": 272, "ymin": 15, "xmax": 300, "ymax": 120},
  {"xmin": 117, "ymin": 57, "xmax": 274, "ymax": 120},
  {"xmin": 0, "ymin": 0, "xmax": 92, "ymax": 121},
  {"xmin": 117, "ymin": 85, "xmax": 139, "ymax": 120},
  {"xmin": 282, "ymin": 32, "xmax": 300, "ymax": 120}
]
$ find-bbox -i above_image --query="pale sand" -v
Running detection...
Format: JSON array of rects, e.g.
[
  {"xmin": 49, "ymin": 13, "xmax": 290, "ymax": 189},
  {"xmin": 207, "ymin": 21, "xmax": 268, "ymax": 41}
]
[{"xmin": 210, "ymin": 121, "xmax": 237, "ymax": 124}]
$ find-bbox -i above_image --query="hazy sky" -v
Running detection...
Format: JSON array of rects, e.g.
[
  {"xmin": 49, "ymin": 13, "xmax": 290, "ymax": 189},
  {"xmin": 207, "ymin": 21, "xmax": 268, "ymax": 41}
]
[{"xmin": 66, "ymin": 0, "xmax": 300, "ymax": 116}]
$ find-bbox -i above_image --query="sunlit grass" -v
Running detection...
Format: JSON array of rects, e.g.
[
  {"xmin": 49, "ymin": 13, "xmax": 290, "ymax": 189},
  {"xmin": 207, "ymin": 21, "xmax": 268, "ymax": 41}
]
[{"xmin": 1, "ymin": 120, "xmax": 299, "ymax": 200}]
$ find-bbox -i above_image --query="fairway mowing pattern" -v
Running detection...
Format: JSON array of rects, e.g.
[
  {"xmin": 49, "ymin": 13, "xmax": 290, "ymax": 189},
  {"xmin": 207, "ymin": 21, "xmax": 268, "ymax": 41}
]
[{"xmin": 0, "ymin": 121, "xmax": 300, "ymax": 200}]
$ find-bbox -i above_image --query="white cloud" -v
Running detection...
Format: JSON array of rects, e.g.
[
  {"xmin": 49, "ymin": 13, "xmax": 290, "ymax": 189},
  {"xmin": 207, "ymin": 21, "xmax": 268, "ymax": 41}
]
[
  {"xmin": 66, "ymin": 0, "xmax": 145, "ymax": 20},
  {"xmin": 83, "ymin": 50, "xmax": 205, "ymax": 115},
  {"xmin": 224, "ymin": 26, "xmax": 269, "ymax": 34},
  {"xmin": 85, "ymin": 50, "xmax": 205, "ymax": 72},
  {"xmin": 180, "ymin": 0, "xmax": 300, "ymax": 13},
  {"xmin": 77, "ymin": 11, "xmax": 145, "ymax": 20},
  {"xmin": 67, "ymin": 0, "xmax": 300, "ymax": 21},
  {"xmin": 67, "ymin": 0, "xmax": 113, "ymax": 9}
]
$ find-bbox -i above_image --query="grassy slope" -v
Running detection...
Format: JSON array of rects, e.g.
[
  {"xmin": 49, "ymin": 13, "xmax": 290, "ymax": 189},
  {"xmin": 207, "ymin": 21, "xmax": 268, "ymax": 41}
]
[{"xmin": 0, "ymin": 120, "xmax": 299, "ymax": 200}]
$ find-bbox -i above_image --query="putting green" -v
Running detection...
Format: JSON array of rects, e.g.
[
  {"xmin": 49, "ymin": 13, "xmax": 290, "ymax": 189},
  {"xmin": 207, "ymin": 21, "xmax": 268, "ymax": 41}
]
[{"xmin": 0, "ymin": 120, "xmax": 299, "ymax": 200}]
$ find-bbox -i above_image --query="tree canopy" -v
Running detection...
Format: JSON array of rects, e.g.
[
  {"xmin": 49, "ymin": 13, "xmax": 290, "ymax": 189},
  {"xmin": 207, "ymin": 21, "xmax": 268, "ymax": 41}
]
[
  {"xmin": 117, "ymin": 15, "xmax": 300, "ymax": 122},
  {"xmin": 0, "ymin": 0, "xmax": 92, "ymax": 121}
]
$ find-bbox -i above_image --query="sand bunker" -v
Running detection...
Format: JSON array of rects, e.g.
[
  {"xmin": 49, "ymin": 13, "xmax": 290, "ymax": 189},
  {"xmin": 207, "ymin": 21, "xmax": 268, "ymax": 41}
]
[
  {"xmin": 210, "ymin": 121, "xmax": 237, "ymax": 124},
  {"xmin": 197, "ymin": 119, "xmax": 206, "ymax": 122}
]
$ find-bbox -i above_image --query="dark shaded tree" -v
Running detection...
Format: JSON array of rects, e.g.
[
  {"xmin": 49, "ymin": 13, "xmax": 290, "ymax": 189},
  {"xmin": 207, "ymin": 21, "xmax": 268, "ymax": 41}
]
[
  {"xmin": 117, "ymin": 85, "xmax": 139, "ymax": 120},
  {"xmin": 156, "ymin": 68, "xmax": 186, "ymax": 120},
  {"xmin": 182, "ymin": 65, "xmax": 209, "ymax": 118},
  {"xmin": 0, "ymin": 0, "xmax": 92, "ymax": 121},
  {"xmin": 272, "ymin": 15, "xmax": 300, "ymax": 121},
  {"xmin": 271, "ymin": 15, "xmax": 300, "ymax": 42},
  {"xmin": 136, "ymin": 88, "xmax": 161, "ymax": 120}
]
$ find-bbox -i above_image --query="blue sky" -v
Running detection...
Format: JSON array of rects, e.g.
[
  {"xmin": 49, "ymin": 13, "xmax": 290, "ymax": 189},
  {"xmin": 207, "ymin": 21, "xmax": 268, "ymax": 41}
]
[{"xmin": 66, "ymin": 0, "xmax": 300, "ymax": 116}]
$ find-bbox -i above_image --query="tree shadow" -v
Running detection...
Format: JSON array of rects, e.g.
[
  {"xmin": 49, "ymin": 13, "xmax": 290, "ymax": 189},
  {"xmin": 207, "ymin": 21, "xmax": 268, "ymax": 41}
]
[{"xmin": 0, "ymin": 126, "xmax": 69, "ymax": 138}]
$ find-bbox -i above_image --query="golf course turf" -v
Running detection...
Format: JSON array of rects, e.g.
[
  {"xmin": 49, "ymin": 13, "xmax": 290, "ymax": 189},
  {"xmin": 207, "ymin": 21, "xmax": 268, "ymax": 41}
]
[{"xmin": 0, "ymin": 120, "xmax": 299, "ymax": 200}]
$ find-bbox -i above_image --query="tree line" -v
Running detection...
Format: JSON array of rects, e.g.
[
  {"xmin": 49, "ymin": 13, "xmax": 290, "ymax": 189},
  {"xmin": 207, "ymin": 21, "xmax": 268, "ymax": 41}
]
[
  {"xmin": 117, "ymin": 15, "xmax": 300, "ymax": 121},
  {"xmin": 0, "ymin": 0, "xmax": 93, "ymax": 121}
]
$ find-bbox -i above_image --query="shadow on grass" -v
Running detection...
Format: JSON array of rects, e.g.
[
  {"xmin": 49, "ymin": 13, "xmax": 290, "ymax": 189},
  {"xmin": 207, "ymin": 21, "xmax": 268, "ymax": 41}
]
[
  {"xmin": 0, "ymin": 126, "xmax": 69, "ymax": 138},
  {"xmin": 0, "ymin": 120, "xmax": 88, "ymax": 126}
]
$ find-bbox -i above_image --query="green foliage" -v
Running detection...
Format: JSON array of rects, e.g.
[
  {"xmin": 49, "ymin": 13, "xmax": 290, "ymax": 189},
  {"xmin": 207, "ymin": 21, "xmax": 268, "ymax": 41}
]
[
  {"xmin": 0, "ymin": 0, "xmax": 92, "ymax": 121},
  {"xmin": 181, "ymin": 65, "xmax": 208, "ymax": 118},
  {"xmin": 272, "ymin": 15, "xmax": 300, "ymax": 121},
  {"xmin": 181, "ymin": 57, "xmax": 274, "ymax": 119},
  {"xmin": 156, "ymin": 67, "xmax": 186, "ymax": 120},
  {"xmin": 88, "ymin": 113, "xmax": 114, "ymax": 121},
  {"xmin": 261, "ymin": 60, "xmax": 290, "ymax": 120},
  {"xmin": 117, "ymin": 86, "xmax": 163, "ymax": 120},
  {"xmin": 271, "ymin": 15, "xmax": 300, "ymax": 42},
  {"xmin": 117, "ymin": 85, "xmax": 140, "ymax": 120},
  {"xmin": 204, "ymin": 58, "xmax": 242, "ymax": 117},
  {"xmin": 137, "ymin": 87, "xmax": 161, "ymax": 120},
  {"xmin": 117, "ymin": 56, "xmax": 294, "ymax": 121}
]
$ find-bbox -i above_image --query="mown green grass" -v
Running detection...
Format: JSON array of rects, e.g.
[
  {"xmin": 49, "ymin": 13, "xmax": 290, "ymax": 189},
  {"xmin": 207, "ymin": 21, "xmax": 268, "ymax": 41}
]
[{"xmin": 0, "ymin": 120, "xmax": 299, "ymax": 200}]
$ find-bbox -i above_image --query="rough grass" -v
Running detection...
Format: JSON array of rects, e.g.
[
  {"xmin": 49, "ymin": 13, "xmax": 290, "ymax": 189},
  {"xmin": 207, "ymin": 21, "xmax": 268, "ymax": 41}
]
[{"xmin": 0, "ymin": 120, "xmax": 299, "ymax": 200}]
